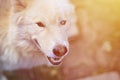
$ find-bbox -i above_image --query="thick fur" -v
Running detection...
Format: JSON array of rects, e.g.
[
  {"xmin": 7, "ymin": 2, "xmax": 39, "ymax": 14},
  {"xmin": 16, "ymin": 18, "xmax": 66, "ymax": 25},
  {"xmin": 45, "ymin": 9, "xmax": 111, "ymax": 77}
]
[{"xmin": 0, "ymin": 0, "xmax": 78, "ymax": 71}]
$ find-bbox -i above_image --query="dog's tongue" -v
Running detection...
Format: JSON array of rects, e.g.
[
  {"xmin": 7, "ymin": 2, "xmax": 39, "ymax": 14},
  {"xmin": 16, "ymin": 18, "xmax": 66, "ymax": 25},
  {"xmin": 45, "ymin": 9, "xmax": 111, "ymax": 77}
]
[{"xmin": 47, "ymin": 57, "xmax": 61, "ymax": 65}]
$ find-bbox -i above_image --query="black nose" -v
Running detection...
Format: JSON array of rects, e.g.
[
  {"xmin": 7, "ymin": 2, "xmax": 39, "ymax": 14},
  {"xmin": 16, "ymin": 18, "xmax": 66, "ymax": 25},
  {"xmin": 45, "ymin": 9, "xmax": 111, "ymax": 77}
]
[{"xmin": 53, "ymin": 45, "xmax": 68, "ymax": 57}]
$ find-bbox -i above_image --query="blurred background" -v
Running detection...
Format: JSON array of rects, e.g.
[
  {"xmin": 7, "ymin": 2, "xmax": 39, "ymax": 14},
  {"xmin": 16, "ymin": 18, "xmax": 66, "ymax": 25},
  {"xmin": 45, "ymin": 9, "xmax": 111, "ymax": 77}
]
[{"xmin": 4, "ymin": 0, "xmax": 120, "ymax": 80}]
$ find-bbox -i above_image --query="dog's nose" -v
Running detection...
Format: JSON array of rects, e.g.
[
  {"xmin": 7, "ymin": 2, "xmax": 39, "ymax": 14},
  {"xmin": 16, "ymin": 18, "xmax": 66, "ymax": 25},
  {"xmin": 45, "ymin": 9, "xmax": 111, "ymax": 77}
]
[{"xmin": 53, "ymin": 45, "xmax": 68, "ymax": 57}]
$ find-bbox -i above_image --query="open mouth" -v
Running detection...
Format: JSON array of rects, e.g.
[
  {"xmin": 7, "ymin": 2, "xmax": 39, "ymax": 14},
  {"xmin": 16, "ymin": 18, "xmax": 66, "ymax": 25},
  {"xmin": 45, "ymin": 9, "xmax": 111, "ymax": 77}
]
[
  {"xmin": 47, "ymin": 57, "xmax": 62, "ymax": 65},
  {"xmin": 32, "ymin": 39, "xmax": 63, "ymax": 65}
]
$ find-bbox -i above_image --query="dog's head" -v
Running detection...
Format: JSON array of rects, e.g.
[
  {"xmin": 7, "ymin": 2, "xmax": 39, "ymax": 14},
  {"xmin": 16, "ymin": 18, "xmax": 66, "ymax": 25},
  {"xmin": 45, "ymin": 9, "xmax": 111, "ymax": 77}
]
[{"xmin": 13, "ymin": 0, "xmax": 78, "ymax": 66}]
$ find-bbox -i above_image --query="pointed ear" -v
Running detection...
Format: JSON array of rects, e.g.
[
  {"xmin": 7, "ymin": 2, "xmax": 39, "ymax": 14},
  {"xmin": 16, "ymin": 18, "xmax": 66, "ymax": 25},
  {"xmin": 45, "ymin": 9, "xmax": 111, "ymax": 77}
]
[
  {"xmin": 14, "ymin": 0, "xmax": 32, "ymax": 12},
  {"xmin": 14, "ymin": 0, "xmax": 26, "ymax": 12}
]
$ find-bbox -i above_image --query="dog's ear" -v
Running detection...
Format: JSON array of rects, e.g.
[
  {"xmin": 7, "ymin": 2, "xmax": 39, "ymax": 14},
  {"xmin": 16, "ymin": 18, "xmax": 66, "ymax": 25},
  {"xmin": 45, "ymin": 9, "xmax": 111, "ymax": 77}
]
[
  {"xmin": 14, "ymin": 0, "xmax": 32, "ymax": 12},
  {"xmin": 14, "ymin": 0, "xmax": 26, "ymax": 12}
]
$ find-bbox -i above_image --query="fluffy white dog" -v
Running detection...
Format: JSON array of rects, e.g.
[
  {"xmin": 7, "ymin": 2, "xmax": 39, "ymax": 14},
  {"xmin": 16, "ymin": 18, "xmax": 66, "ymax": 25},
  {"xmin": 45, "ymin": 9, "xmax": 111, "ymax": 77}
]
[{"xmin": 0, "ymin": 0, "xmax": 78, "ymax": 77}]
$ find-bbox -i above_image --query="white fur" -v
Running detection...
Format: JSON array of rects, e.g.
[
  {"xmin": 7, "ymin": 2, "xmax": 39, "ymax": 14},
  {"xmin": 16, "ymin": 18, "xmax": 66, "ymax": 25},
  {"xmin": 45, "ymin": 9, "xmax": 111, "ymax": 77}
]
[{"xmin": 0, "ymin": 0, "xmax": 78, "ymax": 71}]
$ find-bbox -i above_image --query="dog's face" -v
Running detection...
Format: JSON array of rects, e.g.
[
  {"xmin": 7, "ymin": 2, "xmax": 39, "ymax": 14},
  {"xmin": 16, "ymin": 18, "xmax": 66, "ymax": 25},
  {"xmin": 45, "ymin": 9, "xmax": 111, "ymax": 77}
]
[{"xmin": 13, "ymin": 0, "xmax": 78, "ymax": 66}]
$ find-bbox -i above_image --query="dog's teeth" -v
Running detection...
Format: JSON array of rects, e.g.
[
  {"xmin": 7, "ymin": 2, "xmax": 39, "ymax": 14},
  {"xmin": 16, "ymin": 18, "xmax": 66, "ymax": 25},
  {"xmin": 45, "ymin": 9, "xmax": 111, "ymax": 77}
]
[
  {"xmin": 47, "ymin": 57, "xmax": 61, "ymax": 65},
  {"xmin": 53, "ymin": 58, "xmax": 60, "ymax": 60}
]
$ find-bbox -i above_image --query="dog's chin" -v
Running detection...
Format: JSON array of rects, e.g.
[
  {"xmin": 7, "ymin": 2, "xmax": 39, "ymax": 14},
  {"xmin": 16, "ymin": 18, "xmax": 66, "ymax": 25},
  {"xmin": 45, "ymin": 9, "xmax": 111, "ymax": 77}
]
[{"xmin": 47, "ymin": 57, "xmax": 62, "ymax": 65}]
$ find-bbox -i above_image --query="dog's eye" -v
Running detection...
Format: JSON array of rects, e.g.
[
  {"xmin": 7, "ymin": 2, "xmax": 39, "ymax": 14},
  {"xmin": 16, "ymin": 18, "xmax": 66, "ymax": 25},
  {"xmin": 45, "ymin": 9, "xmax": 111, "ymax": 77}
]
[
  {"xmin": 60, "ymin": 20, "xmax": 66, "ymax": 25},
  {"xmin": 36, "ymin": 22, "xmax": 45, "ymax": 27}
]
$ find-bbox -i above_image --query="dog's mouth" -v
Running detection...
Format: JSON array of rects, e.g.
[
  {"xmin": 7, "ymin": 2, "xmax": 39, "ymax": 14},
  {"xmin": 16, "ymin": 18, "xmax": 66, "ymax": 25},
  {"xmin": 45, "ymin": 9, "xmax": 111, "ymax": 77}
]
[
  {"xmin": 47, "ymin": 57, "xmax": 62, "ymax": 65},
  {"xmin": 32, "ymin": 39, "xmax": 63, "ymax": 65}
]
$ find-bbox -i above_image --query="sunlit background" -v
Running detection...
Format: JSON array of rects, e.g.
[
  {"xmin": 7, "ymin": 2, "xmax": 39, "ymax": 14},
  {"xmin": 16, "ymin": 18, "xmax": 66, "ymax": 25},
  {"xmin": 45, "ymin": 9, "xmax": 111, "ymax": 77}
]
[{"xmin": 4, "ymin": 0, "xmax": 120, "ymax": 80}]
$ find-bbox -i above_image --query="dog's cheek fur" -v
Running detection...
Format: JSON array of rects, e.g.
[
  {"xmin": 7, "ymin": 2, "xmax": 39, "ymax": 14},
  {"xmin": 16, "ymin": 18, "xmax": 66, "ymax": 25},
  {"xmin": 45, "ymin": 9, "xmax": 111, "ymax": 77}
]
[
  {"xmin": 68, "ymin": 12, "xmax": 79, "ymax": 38},
  {"xmin": 66, "ymin": 3, "xmax": 79, "ymax": 38},
  {"xmin": 0, "ymin": 0, "xmax": 18, "ymax": 69}
]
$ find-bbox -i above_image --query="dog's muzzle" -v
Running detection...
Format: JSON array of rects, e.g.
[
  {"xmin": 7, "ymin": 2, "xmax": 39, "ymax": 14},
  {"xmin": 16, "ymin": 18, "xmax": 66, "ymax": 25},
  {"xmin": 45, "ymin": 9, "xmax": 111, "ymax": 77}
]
[
  {"xmin": 47, "ymin": 45, "xmax": 68, "ymax": 65},
  {"xmin": 33, "ymin": 39, "xmax": 68, "ymax": 65}
]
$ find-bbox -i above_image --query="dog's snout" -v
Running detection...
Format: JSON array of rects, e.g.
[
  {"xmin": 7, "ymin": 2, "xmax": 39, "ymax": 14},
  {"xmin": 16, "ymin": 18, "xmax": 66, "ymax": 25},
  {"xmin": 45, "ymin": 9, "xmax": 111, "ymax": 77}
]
[{"xmin": 53, "ymin": 45, "xmax": 68, "ymax": 57}]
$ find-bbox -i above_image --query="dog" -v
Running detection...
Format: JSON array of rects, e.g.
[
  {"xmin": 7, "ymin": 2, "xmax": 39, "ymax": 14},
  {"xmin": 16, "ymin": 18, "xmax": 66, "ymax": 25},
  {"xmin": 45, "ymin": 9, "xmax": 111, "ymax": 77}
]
[{"xmin": 0, "ymin": 0, "xmax": 78, "ymax": 75}]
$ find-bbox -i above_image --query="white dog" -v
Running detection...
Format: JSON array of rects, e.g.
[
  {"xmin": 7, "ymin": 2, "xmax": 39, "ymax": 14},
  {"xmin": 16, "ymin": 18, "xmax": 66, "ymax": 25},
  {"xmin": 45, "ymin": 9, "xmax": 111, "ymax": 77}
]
[{"xmin": 0, "ymin": 0, "xmax": 78, "ymax": 78}]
